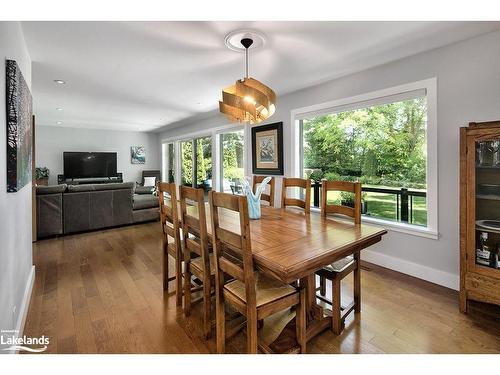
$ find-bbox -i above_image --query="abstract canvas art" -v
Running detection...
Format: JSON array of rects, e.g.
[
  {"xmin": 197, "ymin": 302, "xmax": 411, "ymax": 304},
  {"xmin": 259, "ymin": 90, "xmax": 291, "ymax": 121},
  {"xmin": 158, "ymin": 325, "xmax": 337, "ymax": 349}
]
[
  {"xmin": 131, "ymin": 146, "xmax": 146, "ymax": 164},
  {"xmin": 251, "ymin": 122, "xmax": 283, "ymax": 175},
  {"xmin": 6, "ymin": 59, "xmax": 33, "ymax": 193}
]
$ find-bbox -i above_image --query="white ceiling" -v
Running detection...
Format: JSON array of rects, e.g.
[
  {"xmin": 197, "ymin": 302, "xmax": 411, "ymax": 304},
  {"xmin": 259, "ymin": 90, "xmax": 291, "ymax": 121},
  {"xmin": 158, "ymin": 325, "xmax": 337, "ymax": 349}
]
[{"xmin": 22, "ymin": 21, "xmax": 500, "ymax": 133}]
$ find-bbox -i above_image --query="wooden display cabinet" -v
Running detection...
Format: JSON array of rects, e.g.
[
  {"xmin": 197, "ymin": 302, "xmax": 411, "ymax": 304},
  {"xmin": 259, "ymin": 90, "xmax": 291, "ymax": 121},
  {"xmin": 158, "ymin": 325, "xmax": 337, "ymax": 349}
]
[{"xmin": 460, "ymin": 121, "xmax": 500, "ymax": 313}]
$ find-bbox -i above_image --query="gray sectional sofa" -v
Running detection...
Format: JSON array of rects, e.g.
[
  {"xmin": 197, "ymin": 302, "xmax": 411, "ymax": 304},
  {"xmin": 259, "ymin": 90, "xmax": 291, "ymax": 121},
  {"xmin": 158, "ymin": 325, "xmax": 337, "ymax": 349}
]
[{"xmin": 36, "ymin": 182, "xmax": 159, "ymax": 239}]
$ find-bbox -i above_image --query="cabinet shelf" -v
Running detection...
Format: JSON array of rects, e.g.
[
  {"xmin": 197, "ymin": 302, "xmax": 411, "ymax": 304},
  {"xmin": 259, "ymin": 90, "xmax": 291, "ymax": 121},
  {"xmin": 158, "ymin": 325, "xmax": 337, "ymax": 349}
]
[
  {"xmin": 476, "ymin": 194, "xmax": 500, "ymax": 201},
  {"xmin": 475, "ymin": 262, "xmax": 500, "ymax": 271},
  {"xmin": 476, "ymin": 165, "xmax": 500, "ymax": 170},
  {"xmin": 476, "ymin": 226, "xmax": 500, "ymax": 234}
]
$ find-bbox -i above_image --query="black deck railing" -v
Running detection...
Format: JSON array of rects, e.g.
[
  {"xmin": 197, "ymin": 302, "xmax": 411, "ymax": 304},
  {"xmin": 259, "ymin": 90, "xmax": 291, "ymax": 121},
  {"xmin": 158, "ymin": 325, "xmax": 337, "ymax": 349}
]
[{"xmin": 311, "ymin": 182, "xmax": 426, "ymax": 224}]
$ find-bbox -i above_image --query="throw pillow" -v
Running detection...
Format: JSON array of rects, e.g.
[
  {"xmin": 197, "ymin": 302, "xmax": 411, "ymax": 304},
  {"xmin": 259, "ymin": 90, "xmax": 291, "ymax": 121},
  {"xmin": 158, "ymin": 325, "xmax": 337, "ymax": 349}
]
[{"xmin": 144, "ymin": 176, "xmax": 156, "ymax": 187}]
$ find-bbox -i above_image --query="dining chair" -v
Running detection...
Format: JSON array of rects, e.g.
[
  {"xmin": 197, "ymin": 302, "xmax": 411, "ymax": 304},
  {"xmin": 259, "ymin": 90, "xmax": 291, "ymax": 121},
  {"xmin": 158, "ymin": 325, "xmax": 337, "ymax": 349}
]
[
  {"xmin": 252, "ymin": 175, "xmax": 275, "ymax": 207},
  {"xmin": 158, "ymin": 182, "xmax": 183, "ymax": 306},
  {"xmin": 180, "ymin": 186, "xmax": 215, "ymax": 339},
  {"xmin": 209, "ymin": 191, "xmax": 306, "ymax": 354},
  {"xmin": 281, "ymin": 177, "xmax": 311, "ymax": 213},
  {"xmin": 316, "ymin": 179, "xmax": 362, "ymax": 335}
]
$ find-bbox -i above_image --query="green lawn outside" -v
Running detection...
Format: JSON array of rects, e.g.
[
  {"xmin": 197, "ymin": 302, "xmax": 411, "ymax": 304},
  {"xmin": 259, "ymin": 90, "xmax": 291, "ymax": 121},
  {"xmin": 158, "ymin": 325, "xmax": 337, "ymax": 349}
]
[{"xmin": 312, "ymin": 185, "xmax": 427, "ymax": 227}]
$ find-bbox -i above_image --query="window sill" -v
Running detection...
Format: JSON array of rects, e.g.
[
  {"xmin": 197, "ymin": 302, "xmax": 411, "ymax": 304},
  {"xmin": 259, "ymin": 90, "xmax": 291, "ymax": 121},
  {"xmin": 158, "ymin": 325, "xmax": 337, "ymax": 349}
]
[{"xmin": 309, "ymin": 207, "xmax": 439, "ymax": 240}]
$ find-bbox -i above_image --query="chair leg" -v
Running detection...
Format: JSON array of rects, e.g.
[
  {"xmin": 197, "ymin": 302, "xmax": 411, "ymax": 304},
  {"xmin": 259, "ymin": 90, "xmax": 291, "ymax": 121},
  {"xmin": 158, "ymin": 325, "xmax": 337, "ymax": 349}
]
[
  {"xmin": 216, "ymin": 286, "xmax": 225, "ymax": 354},
  {"xmin": 319, "ymin": 275, "xmax": 326, "ymax": 296},
  {"xmin": 354, "ymin": 252, "xmax": 361, "ymax": 314},
  {"xmin": 331, "ymin": 278, "xmax": 342, "ymax": 335},
  {"xmin": 183, "ymin": 267, "xmax": 192, "ymax": 316},
  {"xmin": 296, "ymin": 289, "xmax": 307, "ymax": 354},
  {"xmin": 203, "ymin": 277, "xmax": 212, "ymax": 340},
  {"xmin": 175, "ymin": 257, "xmax": 182, "ymax": 307},
  {"xmin": 163, "ymin": 242, "xmax": 169, "ymax": 291},
  {"xmin": 246, "ymin": 315, "xmax": 258, "ymax": 354}
]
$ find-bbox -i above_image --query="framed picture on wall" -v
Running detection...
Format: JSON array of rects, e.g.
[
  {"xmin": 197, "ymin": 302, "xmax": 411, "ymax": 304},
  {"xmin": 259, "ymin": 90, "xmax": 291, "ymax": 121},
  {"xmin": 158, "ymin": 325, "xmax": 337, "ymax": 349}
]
[
  {"xmin": 251, "ymin": 121, "xmax": 283, "ymax": 175},
  {"xmin": 131, "ymin": 146, "xmax": 146, "ymax": 164},
  {"xmin": 6, "ymin": 59, "xmax": 33, "ymax": 193}
]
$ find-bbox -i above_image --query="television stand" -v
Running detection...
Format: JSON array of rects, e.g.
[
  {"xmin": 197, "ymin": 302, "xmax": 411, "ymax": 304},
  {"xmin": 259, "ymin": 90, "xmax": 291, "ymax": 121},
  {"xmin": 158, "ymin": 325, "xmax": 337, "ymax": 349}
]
[{"xmin": 58, "ymin": 173, "xmax": 123, "ymax": 185}]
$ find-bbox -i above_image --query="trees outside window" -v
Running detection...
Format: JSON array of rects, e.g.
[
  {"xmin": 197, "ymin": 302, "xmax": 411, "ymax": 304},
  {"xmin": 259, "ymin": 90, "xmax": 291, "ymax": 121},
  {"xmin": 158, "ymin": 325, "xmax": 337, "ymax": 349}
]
[
  {"xmin": 220, "ymin": 131, "xmax": 244, "ymax": 193},
  {"xmin": 181, "ymin": 136, "xmax": 213, "ymax": 195},
  {"xmin": 302, "ymin": 97, "xmax": 428, "ymax": 226}
]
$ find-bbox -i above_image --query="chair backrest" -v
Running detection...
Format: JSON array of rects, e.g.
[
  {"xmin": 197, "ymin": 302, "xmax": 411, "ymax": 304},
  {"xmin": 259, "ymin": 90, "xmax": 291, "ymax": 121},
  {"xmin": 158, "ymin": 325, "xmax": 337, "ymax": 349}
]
[
  {"xmin": 321, "ymin": 180, "xmax": 362, "ymax": 224},
  {"xmin": 209, "ymin": 191, "xmax": 256, "ymax": 306},
  {"xmin": 252, "ymin": 175, "xmax": 275, "ymax": 207},
  {"xmin": 179, "ymin": 186, "xmax": 210, "ymax": 272},
  {"xmin": 281, "ymin": 177, "xmax": 311, "ymax": 213},
  {"xmin": 158, "ymin": 182, "xmax": 181, "ymax": 250}
]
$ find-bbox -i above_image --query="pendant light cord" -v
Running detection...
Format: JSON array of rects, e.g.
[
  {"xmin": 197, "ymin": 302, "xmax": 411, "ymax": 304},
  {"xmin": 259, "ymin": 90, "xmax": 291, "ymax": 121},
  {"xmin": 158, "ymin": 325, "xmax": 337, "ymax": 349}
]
[
  {"xmin": 240, "ymin": 38, "xmax": 253, "ymax": 79},
  {"xmin": 245, "ymin": 46, "xmax": 249, "ymax": 79}
]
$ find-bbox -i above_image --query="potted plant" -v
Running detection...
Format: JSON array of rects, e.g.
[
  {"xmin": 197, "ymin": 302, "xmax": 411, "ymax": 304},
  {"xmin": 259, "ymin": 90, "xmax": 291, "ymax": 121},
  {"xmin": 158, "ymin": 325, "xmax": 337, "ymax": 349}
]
[
  {"xmin": 340, "ymin": 191, "xmax": 368, "ymax": 214},
  {"xmin": 35, "ymin": 167, "xmax": 50, "ymax": 186}
]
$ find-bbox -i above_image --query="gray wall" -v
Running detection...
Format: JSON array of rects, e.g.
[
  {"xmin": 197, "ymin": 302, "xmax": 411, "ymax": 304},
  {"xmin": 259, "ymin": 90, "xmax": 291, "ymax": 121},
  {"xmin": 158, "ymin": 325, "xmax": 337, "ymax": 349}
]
[
  {"xmin": 158, "ymin": 30, "xmax": 500, "ymax": 290},
  {"xmin": 0, "ymin": 22, "xmax": 33, "ymax": 348},
  {"xmin": 36, "ymin": 126, "xmax": 161, "ymax": 185}
]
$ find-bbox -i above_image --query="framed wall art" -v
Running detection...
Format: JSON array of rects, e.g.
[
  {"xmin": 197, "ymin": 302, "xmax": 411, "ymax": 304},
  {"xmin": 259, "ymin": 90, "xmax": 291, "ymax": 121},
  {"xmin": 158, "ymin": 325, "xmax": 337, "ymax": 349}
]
[
  {"xmin": 6, "ymin": 59, "xmax": 33, "ymax": 193},
  {"xmin": 251, "ymin": 121, "xmax": 283, "ymax": 175},
  {"xmin": 131, "ymin": 146, "xmax": 145, "ymax": 164}
]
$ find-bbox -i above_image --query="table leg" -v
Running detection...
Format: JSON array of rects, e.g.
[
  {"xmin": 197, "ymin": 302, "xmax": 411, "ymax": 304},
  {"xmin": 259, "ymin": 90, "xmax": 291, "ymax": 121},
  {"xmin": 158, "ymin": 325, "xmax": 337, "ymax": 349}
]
[{"xmin": 268, "ymin": 273, "xmax": 331, "ymax": 353}]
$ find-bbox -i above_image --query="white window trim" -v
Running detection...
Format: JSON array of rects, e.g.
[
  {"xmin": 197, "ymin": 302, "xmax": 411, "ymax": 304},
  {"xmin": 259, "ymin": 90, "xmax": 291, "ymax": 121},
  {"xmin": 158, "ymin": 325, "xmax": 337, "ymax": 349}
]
[
  {"xmin": 290, "ymin": 78, "xmax": 438, "ymax": 240},
  {"xmin": 160, "ymin": 123, "xmax": 248, "ymax": 193}
]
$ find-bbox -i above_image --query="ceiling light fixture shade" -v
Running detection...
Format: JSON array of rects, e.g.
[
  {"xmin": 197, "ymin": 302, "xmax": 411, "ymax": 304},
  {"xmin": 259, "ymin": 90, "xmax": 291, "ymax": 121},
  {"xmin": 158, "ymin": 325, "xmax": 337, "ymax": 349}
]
[{"xmin": 219, "ymin": 37, "xmax": 276, "ymax": 124}]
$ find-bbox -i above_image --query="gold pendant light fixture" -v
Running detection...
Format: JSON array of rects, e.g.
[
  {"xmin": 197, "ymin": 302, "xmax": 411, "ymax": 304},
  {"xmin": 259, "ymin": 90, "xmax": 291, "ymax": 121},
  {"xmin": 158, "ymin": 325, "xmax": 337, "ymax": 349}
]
[{"xmin": 219, "ymin": 35, "xmax": 276, "ymax": 124}]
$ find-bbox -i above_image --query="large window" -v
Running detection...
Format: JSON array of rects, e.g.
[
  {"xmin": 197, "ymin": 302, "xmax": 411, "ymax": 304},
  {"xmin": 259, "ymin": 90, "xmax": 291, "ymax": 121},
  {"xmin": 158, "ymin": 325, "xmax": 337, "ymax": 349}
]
[
  {"xmin": 298, "ymin": 84, "xmax": 434, "ymax": 231},
  {"xmin": 220, "ymin": 130, "xmax": 244, "ymax": 194}
]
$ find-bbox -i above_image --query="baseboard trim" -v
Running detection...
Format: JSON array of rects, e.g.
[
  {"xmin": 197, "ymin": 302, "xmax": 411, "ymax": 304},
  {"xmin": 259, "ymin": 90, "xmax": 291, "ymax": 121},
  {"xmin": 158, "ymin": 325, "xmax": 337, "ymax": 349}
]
[
  {"xmin": 362, "ymin": 249, "xmax": 459, "ymax": 291},
  {"xmin": 10, "ymin": 265, "xmax": 35, "ymax": 354}
]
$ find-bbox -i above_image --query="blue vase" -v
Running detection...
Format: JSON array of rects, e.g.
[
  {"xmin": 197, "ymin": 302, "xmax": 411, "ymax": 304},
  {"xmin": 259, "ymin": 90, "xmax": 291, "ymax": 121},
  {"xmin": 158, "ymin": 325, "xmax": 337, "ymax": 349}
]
[
  {"xmin": 246, "ymin": 193, "xmax": 262, "ymax": 219},
  {"xmin": 242, "ymin": 176, "xmax": 271, "ymax": 220}
]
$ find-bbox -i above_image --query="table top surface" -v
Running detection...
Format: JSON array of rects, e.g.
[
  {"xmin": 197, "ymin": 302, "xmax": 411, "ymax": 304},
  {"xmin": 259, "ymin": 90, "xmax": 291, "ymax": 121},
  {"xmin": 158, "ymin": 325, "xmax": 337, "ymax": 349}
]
[{"xmin": 186, "ymin": 204, "xmax": 387, "ymax": 283}]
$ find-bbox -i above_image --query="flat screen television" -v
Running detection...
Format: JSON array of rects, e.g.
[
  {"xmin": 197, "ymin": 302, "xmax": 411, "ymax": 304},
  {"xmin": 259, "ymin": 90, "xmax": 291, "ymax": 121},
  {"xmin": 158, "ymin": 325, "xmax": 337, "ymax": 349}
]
[{"xmin": 63, "ymin": 152, "xmax": 117, "ymax": 179}]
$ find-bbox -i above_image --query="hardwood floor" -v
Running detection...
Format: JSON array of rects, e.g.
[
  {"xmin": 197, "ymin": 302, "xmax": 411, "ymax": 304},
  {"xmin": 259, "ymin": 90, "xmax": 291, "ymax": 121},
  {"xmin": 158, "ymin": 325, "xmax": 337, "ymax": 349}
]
[{"xmin": 24, "ymin": 222, "xmax": 500, "ymax": 354}]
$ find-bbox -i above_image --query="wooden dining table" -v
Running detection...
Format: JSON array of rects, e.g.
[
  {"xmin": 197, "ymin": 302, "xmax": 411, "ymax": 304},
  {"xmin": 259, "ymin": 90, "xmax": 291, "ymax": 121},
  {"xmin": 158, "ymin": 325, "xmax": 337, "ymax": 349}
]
[{"xmin": 187, "ymin": 202, "xmax": 387, "ymax": 353}]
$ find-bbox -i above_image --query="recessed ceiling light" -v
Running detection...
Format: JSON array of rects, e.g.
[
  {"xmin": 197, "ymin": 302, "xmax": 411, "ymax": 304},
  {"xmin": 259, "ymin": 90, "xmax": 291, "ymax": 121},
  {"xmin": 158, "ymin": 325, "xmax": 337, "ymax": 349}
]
[
  {"xmin": 54, "ymin": 79, "xmax": 66, "ymax": 84},
  {"xmin": 57, "ymin": 121, "xmax": 62, "ymax": 125},
  {"xmin": 56, "ymin": 108, "xmax": 63, "ymax": 111}
]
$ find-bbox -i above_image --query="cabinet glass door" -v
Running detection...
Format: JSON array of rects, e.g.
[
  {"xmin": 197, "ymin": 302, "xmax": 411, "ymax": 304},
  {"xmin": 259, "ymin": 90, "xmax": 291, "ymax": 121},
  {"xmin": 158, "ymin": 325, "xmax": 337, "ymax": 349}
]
[{"xmin": 473, "ymin": 137, "xmax": 500, "ymax": 273}]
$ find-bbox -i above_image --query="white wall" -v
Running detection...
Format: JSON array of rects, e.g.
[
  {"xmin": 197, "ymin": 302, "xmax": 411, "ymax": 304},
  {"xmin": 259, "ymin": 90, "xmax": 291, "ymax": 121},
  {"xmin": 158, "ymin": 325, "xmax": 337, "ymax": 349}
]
[
  {"xmin": 158, "ymin": 30, "xmax": 500, "ymax": 290},
  {"xmin": 0, "ymin": 22, "xmax": 34, "ymax": 350},
  {"xmin": 36, "ymin": 126, "xmax": 160, "ymax": 185}
]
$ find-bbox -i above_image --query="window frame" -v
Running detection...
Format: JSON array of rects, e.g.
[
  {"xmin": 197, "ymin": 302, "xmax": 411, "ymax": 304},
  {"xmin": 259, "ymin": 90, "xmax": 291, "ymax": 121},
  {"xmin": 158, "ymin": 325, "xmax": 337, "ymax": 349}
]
[{"xmin": 290, "ymin": 78, "xmax": 438, "ymax": 239}]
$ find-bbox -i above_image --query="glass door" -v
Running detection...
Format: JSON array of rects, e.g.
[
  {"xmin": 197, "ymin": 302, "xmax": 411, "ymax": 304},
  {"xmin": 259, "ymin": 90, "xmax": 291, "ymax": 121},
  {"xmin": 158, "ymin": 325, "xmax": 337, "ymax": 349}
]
[
  {"xmin": 181, "ymin": 140, "xmax": 194, "ymax": 187},
  {"xmin": 468, "ymin": 133, "xmax": 500, "ymax": 275},
  {"xmin": 195, "ymin": 136, "xmax": 212, "ymax": 196},
  {"xmin": 180, "ymin": 136, "xmax": 213, "ymax": 200},
  {"xmin": 220, "ymin": 130, "xmax": 244, "ymax": 194},
  {"xmin": 162, "ymin": 142, "xmax": 175, "ymax": 183}
]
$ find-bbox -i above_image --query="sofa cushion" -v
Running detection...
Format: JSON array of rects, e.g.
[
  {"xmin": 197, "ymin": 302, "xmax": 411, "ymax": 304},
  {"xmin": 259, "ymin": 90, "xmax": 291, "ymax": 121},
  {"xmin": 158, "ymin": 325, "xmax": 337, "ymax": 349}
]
[
  {"xmin": 133, "ymin": 194, "xmax": 159, "ymax": 210},
  {"xmin": 67, "ymin": 184, "xmax": 95, "ymax": 192},
  {"xmin": 67, "ymin": 182, "xmax": 135, "ymax": 193},
  {"xmin": 94, "ymin": 182, "xmax": 135, "ymax": 191},
  {"xmin": 135, "ymin": 186, "xmax": 155, "ymax": 195},
  {"xmin": 36, "ymin": 184, "xmax": 67, "ymax": 195}
]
